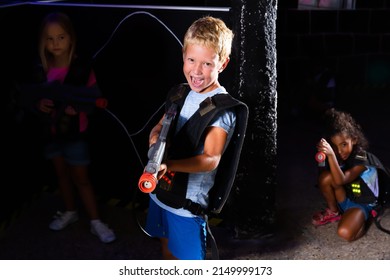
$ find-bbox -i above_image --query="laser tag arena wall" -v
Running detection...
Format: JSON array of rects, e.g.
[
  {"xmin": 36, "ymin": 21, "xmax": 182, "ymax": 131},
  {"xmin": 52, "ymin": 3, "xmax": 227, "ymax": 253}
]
[{"xmin": 1, "ymin": 3, "xmax": 234, "ymax": 222}]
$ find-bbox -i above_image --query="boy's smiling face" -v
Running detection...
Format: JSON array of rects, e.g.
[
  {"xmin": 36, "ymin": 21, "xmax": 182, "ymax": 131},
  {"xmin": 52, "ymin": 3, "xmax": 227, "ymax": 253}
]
[{"xmin": 183, "ymin": 44, "xmax": 229, "ymax": 93}]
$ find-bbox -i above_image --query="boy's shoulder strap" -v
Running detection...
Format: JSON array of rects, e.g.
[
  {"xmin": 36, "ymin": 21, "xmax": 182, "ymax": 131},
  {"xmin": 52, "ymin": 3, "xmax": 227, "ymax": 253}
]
[{"xmin": 165, "ymin": 83, "xmax": 190, "ymax": 110}]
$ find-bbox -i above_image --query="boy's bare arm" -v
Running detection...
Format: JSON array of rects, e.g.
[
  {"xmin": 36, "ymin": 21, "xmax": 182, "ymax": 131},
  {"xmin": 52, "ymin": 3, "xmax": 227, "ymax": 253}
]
[{"xmin": 165, "ymin": 126, "xmax": 228, "ymax": 173}]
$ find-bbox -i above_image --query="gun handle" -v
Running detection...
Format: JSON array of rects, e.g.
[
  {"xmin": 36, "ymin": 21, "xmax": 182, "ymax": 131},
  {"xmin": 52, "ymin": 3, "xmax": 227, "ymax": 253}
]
[{"xmin": 138, "ymin": 172, "xmax": 158, "ymax": 193}]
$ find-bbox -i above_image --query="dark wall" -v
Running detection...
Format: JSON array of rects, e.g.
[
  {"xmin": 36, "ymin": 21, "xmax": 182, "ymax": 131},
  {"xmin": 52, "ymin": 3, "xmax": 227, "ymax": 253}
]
[
  {"xmin": 276, "ymin": 2, "xmax": 390, "ymax": 170},
  {"xmin": 277, "ymin": 4, "xmax": 390, "ymax": 120}
]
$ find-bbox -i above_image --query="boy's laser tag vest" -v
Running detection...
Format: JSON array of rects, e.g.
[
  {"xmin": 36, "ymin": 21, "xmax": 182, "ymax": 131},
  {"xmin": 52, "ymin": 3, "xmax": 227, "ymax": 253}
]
[{"xmin": 153, "ymin": 83, "xmax": 249, "ymax": 216}]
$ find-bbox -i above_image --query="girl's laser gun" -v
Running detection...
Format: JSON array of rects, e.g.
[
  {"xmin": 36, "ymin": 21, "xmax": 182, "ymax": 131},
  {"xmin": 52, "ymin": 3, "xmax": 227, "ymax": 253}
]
[
  {"xmin": 16, "ymin": 81, "xmax": 107, "ymax": 112},
  {"xmin": 315, "ymin": 151, "xmax": 326, "ymax": 167},
  {"xmin": 138, "ymin": 104, "xmax": 177, "ymax": 193}
]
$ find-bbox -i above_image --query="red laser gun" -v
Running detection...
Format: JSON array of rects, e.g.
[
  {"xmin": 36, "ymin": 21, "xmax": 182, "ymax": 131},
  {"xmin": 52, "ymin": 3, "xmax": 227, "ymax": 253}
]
[
  {"xmin": 138, "ymin": 104, "xmax": 177, "ymax": 193},
  {"xmin": 315, "ymin": 151, "xmax": 326, "ymax": 167}
]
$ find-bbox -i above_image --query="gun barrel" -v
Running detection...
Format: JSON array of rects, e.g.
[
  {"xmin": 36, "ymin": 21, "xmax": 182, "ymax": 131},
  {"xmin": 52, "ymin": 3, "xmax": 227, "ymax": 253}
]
[
  {"xmin": 315, "ymin": 151, "xmax": 326, "ymax": 167},
  {"xmin": 138, "ymin": 103, "xmax": 177, "ymax": 193},
  {"xmin": 138, "ymin": 173, "xmax": 158, "ymax": 193}
]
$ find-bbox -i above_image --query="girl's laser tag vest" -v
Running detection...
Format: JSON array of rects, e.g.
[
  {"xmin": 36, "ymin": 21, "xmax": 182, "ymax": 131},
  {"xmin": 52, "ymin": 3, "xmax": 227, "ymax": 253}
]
[
  {"xmin": 342, "ymin": 151, "xmax": 390, "ymax": 235},
  {"xmin": 153, "ymin": 83, "xmax": 249, "ymax": 216},
  {"xmin": 342, "ymin": 150, "xmax": 390, "ymax": 207}
]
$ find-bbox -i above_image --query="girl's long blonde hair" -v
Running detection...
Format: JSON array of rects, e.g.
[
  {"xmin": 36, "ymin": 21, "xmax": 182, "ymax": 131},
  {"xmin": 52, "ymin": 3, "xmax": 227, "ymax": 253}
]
[{"xmin": 38, "ymin": 12, "xmax": 76, "ymax": 72}]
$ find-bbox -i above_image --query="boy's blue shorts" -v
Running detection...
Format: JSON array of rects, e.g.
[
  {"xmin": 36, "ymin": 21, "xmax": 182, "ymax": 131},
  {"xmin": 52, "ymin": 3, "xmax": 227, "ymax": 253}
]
[
  {"xmin": 44, "ymin": 140, "xmax": 90, "ymax": 166},
  {"xmin": 145, "ymin": 198, "xmax": 207, "ymax": 260},
  {"xmin": 338, "ymin": 197, "xmax": 374, "ymax": 220}
]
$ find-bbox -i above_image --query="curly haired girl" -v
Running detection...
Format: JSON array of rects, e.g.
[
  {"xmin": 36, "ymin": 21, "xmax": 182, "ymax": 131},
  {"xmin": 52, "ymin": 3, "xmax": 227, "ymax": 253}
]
[{"xmin": 313, "ymin": 108, "xmax": 379, "ymax": 241}]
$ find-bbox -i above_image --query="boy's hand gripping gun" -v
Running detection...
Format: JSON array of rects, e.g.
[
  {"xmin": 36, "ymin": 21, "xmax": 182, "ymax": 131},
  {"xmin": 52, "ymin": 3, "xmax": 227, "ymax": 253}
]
[{"xmin": 138, "ymin": 104, "xmax": 177, "ymax": 193}]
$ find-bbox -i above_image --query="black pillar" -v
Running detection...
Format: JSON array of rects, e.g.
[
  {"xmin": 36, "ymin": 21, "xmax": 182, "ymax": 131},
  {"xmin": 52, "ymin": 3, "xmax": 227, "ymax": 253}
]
[{"xmin": 230, "ymin": 0, "xmax": 278, "ymax": 238}]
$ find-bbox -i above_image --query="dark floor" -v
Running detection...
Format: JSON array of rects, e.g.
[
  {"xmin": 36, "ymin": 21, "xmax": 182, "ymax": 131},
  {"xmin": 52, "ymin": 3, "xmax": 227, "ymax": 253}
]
[{"xmin": 0, "ymin": 96, "xmax": 390, "ymax": 260}]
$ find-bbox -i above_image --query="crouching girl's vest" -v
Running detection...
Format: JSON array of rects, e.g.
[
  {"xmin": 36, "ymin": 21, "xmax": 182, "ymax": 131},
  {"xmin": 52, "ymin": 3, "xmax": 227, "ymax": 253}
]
[{"xmin": 344, "ymin": 151, "xmax": 390, "ymax": 207}]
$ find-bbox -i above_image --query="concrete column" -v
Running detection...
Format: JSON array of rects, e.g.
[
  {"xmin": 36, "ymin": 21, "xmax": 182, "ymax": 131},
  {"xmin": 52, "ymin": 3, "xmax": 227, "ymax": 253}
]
[{"xmin": 229, "ymin": 0, "xmax": 278, "ymax": 239}]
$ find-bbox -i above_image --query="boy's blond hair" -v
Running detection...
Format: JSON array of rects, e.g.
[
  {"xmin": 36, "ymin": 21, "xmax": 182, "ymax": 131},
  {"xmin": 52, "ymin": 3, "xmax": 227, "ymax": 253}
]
[{"xmin": 183, "ymin": 16, "xmax": 233, "ymax": 63}]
